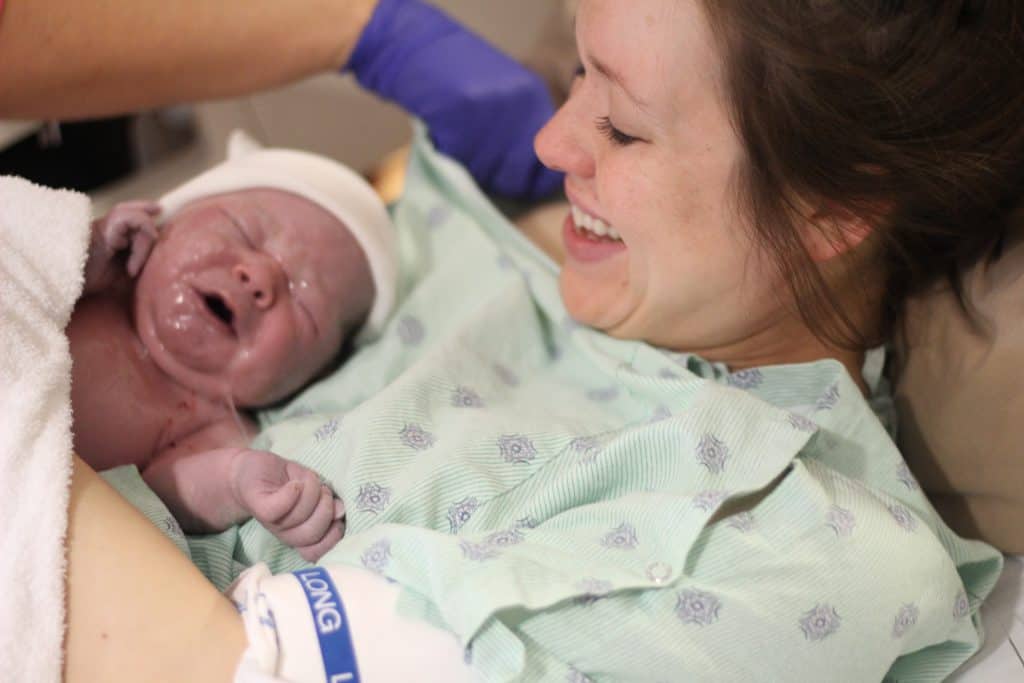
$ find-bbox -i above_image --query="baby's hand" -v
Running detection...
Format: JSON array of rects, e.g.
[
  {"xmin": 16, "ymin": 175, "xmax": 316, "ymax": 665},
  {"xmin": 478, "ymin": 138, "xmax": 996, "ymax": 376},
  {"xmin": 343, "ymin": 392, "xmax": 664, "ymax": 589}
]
[
  {"xmin": 84, "ymin": 200, "xmax": 161, "ymax": 293},
  {"xmin": 230, "ymin": 449, "xmax": 345, "ymax": 562}
]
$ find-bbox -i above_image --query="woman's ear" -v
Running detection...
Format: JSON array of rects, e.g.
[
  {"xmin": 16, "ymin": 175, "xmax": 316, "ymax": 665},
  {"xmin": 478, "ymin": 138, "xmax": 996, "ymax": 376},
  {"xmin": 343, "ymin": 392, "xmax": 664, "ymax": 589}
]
[{"xmin": 803, "ymin": 205, "xmax": 877, "ymax": 263}]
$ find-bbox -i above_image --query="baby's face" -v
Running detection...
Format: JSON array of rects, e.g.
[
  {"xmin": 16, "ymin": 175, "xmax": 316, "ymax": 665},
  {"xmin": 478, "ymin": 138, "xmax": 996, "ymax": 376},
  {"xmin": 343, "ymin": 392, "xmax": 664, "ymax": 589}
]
[{"xmin": 133, "ymin": 188, "xmax": 374, "ymax": 406}]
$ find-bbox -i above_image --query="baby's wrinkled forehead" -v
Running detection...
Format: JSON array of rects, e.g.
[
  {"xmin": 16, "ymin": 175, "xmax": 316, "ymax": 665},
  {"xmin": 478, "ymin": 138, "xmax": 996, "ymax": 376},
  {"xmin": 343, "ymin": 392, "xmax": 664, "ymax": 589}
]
[
  {"xmin": 174, "ymin": 188, "xmax": 349, "ymax": 241},
  {"xmin": 178, "ymin": 187, "xmax": 334, "ymax": 220}
]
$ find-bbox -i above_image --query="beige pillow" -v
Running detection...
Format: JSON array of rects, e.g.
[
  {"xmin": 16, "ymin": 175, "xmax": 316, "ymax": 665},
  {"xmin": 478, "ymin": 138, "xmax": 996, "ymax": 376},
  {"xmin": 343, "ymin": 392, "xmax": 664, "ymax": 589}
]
[{"xmin": 896, "ymin": 229, "xmax": 1024, "ymax": 554}]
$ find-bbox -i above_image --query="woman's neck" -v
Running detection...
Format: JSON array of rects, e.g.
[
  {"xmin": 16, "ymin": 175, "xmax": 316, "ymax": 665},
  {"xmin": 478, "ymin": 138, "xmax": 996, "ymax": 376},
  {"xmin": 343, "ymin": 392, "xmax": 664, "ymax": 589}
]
[{"xmin": 699, "ymin": 315, "xmax": 870, "ymax": 397}]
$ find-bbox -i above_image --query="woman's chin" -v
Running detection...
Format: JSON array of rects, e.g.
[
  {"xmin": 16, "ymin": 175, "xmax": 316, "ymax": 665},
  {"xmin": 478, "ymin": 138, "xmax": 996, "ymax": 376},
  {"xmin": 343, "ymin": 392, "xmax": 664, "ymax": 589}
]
[{"xmin": 559, "ymin": 271, "xmax": 632, "ymax": 334}]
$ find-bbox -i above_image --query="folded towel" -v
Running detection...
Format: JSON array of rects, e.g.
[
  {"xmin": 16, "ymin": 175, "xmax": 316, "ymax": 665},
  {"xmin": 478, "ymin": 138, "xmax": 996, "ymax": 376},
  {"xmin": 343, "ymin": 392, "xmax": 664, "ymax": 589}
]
[{"xmin": 0, "ymin": 176, "xmax": 91, "ymax": 682}]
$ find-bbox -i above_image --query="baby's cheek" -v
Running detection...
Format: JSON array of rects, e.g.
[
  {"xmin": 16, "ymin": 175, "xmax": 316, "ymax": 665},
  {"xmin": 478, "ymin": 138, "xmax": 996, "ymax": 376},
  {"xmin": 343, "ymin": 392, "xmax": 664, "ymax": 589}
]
[
  {"xmin": 157, "ymin": 225, "xmax": 219, "ymax": 259},
  {"xmin": 233, "ymin": 319, "xmax": 307, "ymax": 405}
]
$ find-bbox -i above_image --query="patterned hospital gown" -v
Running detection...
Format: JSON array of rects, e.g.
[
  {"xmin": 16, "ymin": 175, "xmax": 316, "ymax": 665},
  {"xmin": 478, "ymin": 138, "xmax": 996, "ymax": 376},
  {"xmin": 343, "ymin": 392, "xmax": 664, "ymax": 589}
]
[{"xmin": 108, "ymin": 124, "xmax": 1001, "ymax": 682}]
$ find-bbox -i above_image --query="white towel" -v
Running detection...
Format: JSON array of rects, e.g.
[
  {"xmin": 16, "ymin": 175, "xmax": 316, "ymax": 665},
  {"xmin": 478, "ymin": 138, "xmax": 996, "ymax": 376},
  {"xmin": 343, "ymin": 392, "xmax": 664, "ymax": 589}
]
[{"xmin": 0, "ymin": 176, "xmax": 91, "ymax": 683}]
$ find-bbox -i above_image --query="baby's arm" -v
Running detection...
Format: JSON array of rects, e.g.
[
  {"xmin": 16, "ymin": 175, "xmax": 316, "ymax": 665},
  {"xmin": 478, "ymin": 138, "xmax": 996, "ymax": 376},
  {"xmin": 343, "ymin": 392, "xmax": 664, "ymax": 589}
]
[
  {"xmin": 141, "ymin": 419, "xmax": 345, "ymax": 562},
  {"xmin": 83, "ymin": 200, "xmax": 161, "ymax": 296}
]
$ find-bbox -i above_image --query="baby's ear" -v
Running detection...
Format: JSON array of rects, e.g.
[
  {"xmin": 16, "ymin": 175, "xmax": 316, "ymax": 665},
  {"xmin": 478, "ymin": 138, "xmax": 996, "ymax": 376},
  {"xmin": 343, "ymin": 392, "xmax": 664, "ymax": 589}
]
[{"xmin": 227, "ymin": 129, "xmax": 265, "ymax": 160}]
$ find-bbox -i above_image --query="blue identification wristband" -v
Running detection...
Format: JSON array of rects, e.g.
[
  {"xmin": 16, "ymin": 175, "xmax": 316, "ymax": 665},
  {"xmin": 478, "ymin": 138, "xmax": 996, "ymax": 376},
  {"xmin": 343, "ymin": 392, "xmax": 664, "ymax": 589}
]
[{"xmin": 292, "ymin": 567, "xmax": 362, "ymax": 683}]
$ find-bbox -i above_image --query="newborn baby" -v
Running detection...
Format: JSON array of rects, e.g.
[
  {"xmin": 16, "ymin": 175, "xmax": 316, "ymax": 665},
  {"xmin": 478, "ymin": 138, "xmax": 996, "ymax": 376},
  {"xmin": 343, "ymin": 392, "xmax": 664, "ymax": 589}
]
[{"xmin": 68, "ymin": 133, "xmax": 397, "ymax": 561}]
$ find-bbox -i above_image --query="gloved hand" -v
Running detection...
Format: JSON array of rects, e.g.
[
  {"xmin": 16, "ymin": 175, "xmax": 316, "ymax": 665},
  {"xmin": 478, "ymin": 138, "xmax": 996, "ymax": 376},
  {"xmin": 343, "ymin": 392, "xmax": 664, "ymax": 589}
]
[{"xmin": 347, "ymin": 0, "xmax": 564, "ymax": 201}]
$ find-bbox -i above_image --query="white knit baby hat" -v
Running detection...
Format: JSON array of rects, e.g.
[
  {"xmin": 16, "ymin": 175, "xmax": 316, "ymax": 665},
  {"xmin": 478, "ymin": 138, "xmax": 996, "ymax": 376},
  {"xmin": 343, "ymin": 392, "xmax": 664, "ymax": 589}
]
[{"xmin": 159, "ymin": 130, "xmax": 397, "ymax": 341}]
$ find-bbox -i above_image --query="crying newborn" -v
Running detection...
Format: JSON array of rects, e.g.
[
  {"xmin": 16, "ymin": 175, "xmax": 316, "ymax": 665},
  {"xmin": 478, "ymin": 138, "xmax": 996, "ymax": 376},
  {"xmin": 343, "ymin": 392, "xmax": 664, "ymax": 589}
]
[{"xmin": 68, "ymin": 133, "xmax": 397, "ymax": 561}]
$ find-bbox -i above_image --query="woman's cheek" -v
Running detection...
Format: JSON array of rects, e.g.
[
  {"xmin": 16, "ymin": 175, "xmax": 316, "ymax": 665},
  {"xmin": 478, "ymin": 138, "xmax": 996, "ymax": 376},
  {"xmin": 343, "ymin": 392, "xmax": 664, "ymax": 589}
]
[{"xmin": 599, "ymin": 154, "xmax": 649, "ymax": 209}]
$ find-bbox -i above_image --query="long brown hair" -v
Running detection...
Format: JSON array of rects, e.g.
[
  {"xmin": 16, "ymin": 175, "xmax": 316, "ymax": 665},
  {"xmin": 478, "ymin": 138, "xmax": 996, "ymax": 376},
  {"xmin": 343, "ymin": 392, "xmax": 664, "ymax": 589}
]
[{"xmin": 701, "ymin": 1, "xmax": 1024, "ymax": 349}]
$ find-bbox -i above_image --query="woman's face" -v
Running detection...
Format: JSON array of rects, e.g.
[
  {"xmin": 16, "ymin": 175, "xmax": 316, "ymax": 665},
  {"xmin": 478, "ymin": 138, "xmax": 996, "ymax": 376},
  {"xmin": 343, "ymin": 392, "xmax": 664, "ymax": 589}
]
[
  {"xmin": 535, "ymin": 0, "xmax": 792, "ymax": 359},
  {"xmin": 134, "ymin": 189, "xmax": 374, "ymax": 406}
]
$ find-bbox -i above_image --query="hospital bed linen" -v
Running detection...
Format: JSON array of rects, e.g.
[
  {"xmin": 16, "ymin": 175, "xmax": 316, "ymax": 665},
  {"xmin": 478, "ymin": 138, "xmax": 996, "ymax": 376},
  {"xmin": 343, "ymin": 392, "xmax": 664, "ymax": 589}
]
[
  {"xmin": 108, "ymin": 125, "xmax": 1002, "ymax": 681},
  {"xmin": 0, "ymin": 177, "xmax": 91, "ymax": 683}
]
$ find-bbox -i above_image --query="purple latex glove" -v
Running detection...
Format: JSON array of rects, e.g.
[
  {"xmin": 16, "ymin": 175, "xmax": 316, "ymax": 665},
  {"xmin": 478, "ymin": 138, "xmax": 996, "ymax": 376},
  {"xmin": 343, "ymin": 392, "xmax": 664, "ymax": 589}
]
[{"xmin": 347, "ymin": 0, "xmax": 563, "ymax": 201}]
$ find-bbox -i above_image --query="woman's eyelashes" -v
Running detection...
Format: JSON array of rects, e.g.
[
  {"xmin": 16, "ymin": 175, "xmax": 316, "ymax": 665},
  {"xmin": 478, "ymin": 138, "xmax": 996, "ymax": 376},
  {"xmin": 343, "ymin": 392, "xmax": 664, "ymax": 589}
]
[
  {"xmin": 574, "ymin": 64, "xmax": 643, "ymax": 147},
  {"xmin": 596, "ymin": 116, "xmax": 641, "ymax": 146}
]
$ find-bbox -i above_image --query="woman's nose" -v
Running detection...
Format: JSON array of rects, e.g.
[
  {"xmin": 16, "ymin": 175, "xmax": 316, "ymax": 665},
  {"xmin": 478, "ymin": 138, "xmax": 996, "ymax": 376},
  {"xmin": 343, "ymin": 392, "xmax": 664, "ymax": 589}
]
[
  {"xmin": 534, "ymin": 88, "xmax": 595, "ymax": 179},
  {"xmin": 232, "ymin": 257, "xmax": 279, "ymax": 309}
]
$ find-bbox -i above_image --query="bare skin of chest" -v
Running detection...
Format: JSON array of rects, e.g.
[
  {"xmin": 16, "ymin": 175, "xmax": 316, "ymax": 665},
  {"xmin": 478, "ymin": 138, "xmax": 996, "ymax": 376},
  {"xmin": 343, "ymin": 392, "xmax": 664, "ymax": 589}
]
[{"xmin": 68, "ymin": 292, "xmax": 237, "ymax": 472}]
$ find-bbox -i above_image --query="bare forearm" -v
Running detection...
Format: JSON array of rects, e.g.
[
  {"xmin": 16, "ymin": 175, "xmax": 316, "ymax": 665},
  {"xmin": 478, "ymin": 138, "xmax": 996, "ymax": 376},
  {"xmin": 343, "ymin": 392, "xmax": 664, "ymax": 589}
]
[
  {"xmin": 141, "ymin": 447, "xmax": 250, "ymax": 533},
  {"xmin": 0, "ymin": 0, "xmax": 377, "ymax": 119},
  {"xmin": 64, "ymin": 454, "xmax": 245, "ymax": 683}
]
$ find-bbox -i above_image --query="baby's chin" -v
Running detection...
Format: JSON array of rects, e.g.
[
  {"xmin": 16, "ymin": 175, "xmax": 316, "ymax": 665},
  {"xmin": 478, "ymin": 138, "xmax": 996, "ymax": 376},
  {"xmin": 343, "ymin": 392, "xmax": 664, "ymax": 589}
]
[
  {"xmin": 131, "ymin": 314, "xmax": 233, "ymax": 405},
  {"xmin": 136, "ymin": 337, "xmax": 279, "ymax": 408},
  {"xmin": 136, "ymin": 322, "xmax": 319, "ymax": 411},
  {"xmin": 237, "ymin": 362, "xmax": 326, "ymax": 409},
  {"xmin": 144, "ymin": 337, "xmax": 229, "ymax": 398}
]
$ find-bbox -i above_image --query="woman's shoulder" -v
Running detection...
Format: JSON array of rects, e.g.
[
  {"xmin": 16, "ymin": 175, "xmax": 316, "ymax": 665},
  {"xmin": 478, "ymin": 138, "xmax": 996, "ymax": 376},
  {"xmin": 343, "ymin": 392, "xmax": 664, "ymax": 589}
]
[{"xmin": 696, "ymin": 352, "xmax": 1001, "ymax": 569}]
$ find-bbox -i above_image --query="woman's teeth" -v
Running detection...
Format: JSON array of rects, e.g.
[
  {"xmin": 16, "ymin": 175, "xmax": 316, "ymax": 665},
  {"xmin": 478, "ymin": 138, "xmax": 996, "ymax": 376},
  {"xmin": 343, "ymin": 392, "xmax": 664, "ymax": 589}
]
[{"xmin": 571, "ymin": 204, "xmax": 622, "ymax": 241}]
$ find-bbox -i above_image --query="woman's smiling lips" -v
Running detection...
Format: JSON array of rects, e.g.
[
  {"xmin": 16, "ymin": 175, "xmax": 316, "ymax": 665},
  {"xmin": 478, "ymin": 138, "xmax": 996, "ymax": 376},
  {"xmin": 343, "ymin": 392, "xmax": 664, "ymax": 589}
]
[{"xmin": 561, "ymin": 198, "xmax": 628, "ymax": 264}]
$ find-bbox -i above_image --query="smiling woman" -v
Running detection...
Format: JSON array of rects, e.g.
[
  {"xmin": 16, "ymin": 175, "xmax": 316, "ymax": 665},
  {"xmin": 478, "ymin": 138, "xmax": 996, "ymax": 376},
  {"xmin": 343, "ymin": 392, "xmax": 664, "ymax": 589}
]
[
  {"xmin": 539, "ymin": 0, "xmax": 1024, "ymax": 389},
  {"xmin": 537, "ymin": 0, "xmax": 798, "ymax": 370}
]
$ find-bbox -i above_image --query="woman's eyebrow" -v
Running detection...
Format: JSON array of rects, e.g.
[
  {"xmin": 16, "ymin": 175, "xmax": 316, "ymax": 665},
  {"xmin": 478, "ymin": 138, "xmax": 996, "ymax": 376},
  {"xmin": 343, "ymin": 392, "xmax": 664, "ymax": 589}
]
[
  {"xmin": 588, "ymin": 54, "xmax": 652, "ymax": 113},
  {"xmin": 573, "ymin": 14, "xmax": 652, "ymax": 112}
]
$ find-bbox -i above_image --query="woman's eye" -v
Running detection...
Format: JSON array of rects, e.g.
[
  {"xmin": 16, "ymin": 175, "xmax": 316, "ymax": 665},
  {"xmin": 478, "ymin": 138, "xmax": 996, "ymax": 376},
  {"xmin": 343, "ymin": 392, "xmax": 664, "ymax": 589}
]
[{"xmin": 596, "ymin": 116, "xmax": 640, "ymax": 146}]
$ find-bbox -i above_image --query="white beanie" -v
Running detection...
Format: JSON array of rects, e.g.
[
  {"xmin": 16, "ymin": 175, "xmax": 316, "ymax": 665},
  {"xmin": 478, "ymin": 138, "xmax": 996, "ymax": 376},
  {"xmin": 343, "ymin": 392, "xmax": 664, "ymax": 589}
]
[{"xmin": 159, "ymin": 130, "xmax": 397, "ymax": 342}]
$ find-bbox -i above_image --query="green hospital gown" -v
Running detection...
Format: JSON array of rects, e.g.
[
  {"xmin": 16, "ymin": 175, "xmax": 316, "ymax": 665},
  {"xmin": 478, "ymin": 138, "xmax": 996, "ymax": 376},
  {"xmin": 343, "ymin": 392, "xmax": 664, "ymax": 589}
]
[{"xmin": 109, "ymin": 124, "xmax": 1001, "ymax": 682}]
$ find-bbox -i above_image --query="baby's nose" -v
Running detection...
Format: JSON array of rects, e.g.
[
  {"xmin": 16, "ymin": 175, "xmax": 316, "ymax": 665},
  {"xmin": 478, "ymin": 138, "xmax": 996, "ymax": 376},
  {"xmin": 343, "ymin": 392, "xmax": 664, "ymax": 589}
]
[{"xmin": 232, "ymin": 258, "xmax": 279, "ymax": 309}]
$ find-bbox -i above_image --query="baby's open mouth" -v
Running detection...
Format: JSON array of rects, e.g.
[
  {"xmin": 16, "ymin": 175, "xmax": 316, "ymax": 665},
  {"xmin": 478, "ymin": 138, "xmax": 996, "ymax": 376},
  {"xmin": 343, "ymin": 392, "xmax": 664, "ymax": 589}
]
[{"xmin": 202, "ymin": 292, "xmax": 236, "ymax": 332}]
